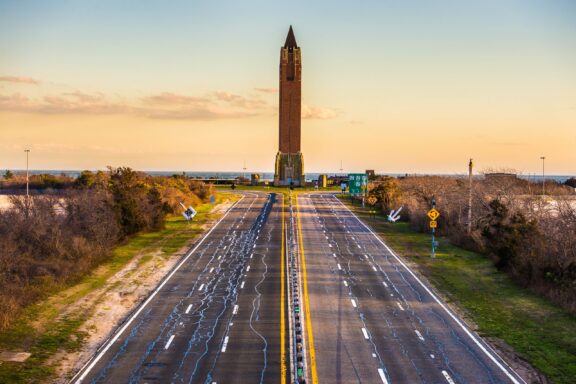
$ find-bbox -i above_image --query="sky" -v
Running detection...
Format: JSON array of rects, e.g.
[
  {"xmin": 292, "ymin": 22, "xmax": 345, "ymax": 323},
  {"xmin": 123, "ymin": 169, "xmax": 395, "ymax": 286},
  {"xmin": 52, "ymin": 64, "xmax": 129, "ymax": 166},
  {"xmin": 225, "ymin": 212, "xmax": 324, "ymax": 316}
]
[{"xmin": 1, "ymin": 0, "xmax": 575, "ymax": 175}]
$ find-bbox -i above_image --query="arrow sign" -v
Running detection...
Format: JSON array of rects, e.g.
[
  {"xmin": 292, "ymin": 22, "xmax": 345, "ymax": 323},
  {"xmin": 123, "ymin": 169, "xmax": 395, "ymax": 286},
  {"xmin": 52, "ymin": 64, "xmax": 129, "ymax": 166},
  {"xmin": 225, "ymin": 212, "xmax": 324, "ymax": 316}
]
[
  {"xmin": 427, "ymin": 208, "xmax": 440, "ymax": 221},
  {"xmin": 388, "ymin": 206, "xmax": 403, "ymax": 222},
  {"xmin": 179, "ymin": 201, "xmax": 197, "ymax": 221}
]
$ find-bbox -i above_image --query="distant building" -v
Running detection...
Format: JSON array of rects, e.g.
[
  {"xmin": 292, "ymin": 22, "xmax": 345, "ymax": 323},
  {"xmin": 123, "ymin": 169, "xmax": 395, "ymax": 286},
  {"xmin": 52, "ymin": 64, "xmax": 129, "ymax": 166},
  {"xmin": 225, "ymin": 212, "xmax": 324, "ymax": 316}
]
[
  {"xmin": 274, "ymin": 26, "xmax": 305, "ymax": 187},
  {"xmin": 366, "ymin": 170, "xmax": 376, "ymax": 180},
  {"xmin": 318, "ymin": 174, "xmax": 327, "ymax": 188}
]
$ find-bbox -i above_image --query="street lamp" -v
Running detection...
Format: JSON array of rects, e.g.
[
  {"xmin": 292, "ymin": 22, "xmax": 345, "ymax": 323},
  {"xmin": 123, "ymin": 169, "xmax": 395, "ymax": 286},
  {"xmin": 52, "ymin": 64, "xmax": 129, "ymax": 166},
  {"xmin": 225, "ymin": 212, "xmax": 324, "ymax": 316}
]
[
  {"xmin": 540, "ymin": 156, "xmax": 545, "ymax": 196},
  {"xmin": 24, "ymin": 149, "xmax": 30, "ymax": 198}
]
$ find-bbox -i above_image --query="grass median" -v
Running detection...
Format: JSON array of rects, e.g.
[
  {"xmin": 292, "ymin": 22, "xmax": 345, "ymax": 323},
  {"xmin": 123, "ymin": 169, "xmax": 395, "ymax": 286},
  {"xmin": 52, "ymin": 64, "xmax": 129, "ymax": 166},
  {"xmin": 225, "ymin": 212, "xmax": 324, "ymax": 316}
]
[
  {"xmin": 339, "ymin": 195, "xmax": 576, "ymax": 384},
  {"xmin": 0, "ymin": 193, "xmax": 240, "ymax": 384}
]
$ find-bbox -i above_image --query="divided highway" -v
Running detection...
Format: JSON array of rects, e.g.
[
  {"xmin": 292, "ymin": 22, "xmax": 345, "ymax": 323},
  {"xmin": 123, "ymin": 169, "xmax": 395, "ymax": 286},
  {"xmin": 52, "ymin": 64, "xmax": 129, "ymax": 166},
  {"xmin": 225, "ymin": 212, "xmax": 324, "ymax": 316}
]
[{"xmin": 73, "ymin": 191, "xmax": 526, "ymax": 384}]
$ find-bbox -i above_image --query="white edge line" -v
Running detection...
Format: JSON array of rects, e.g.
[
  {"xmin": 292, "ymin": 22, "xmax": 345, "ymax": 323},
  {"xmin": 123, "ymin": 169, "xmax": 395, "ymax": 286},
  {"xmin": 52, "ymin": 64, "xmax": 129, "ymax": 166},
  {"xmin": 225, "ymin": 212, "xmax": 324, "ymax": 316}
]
[
  {"xmin": 334, "ymin": 195, "xmax": 526, "ymax": 384},
  {"xmin": 72, "ymin": 195, "xmax": 245, "ymax": 383}
]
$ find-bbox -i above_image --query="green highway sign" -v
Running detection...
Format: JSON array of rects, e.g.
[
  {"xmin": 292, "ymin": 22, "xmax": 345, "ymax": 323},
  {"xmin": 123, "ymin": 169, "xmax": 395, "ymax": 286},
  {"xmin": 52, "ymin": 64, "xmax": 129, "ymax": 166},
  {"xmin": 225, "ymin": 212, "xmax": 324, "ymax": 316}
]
[{"xmin": 348, "ymin": 173, "xmax": 368, "ymax": 195}]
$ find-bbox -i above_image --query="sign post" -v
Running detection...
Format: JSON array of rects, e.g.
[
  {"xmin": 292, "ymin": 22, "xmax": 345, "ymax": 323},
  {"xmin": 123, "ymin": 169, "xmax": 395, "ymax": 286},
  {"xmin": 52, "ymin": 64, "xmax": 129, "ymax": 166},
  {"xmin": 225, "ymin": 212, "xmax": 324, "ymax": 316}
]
[
  {"xmin": 427, "ymin": 201, "xmax": 440, "ymax": 258},
  {"xmin": 367, "ymin": 195, "xmax": 377, "ymax": 217},
  {"xmin": 348, "ymin": 173, "xmax": 368, "ymax": 205}
]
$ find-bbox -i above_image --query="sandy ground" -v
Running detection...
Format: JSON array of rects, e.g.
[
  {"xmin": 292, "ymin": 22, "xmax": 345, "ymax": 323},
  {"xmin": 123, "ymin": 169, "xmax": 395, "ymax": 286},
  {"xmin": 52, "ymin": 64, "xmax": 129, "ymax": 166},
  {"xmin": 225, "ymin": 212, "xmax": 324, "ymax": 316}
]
[
  {"xmin": 52, "ymin": 199, "xmax": 234, "ymax": 383},
  {"xmin": 0, "ymin": 195, "xmax": 11, "ymax": 210}
]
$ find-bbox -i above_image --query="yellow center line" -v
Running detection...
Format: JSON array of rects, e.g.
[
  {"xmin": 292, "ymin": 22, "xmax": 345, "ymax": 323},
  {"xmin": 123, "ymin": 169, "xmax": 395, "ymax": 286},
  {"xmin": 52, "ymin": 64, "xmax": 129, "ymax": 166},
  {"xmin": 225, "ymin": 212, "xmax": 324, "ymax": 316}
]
[
  {"xmin": 280, "ymin": 194, "xmax": 286, "ymax": 384},
  {"xmin": 296, "ymin": 193, "xmax": 319, "ymax": 384}
]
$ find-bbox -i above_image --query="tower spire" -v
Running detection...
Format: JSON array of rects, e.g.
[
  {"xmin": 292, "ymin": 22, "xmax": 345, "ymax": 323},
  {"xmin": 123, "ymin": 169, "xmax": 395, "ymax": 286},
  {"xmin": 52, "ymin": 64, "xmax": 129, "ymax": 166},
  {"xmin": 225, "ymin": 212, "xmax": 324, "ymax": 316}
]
[{"xmin": 284, "ymin": 25, "xmax": 298, "ymax": 48}]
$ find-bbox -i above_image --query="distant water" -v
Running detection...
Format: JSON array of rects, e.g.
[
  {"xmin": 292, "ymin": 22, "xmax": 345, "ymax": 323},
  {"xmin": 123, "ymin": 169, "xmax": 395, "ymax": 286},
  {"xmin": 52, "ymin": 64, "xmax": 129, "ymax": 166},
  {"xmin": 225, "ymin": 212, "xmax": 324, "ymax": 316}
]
[{"xmin": 2, "ymin": 170, "xmax": 573, "ymax": 183}]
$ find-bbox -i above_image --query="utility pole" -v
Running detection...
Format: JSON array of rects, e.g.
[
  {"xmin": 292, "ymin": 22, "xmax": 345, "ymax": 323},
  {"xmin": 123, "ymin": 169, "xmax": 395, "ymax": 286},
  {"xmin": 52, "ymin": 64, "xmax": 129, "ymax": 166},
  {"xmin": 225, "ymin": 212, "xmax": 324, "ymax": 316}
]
[
  {"xmin": 540, "ymin": 156, "xmax": 546, "ymax": 195},
  {"xmin": 431, "ymin": 199, "xmax": 437, "ymax": 258},
  {"xmin": 242, "ymin": 159, "xmax": 247, "ymax": 185},
  {"xmin": 24, "ymin": 149, "xmax": 30, "ymax": 198},
  {"xmin": 467, "ymin": 158, "xmax": 473, "ymax": 234}
]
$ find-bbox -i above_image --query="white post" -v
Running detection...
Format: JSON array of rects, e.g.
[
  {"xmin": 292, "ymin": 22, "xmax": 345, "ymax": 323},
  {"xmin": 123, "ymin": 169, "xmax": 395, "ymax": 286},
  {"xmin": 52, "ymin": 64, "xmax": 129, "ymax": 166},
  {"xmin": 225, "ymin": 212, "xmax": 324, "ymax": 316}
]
[
  {"xmin": 24, "ymin": 149, "xmax": 30, "ymax": 198},
  {"xmin": 467, "ymin": 158, "xmax": 473, "ymax": 234},
  {"xmin": 540, "ymin": 156, "xmax": 546, "ymax": 195}
]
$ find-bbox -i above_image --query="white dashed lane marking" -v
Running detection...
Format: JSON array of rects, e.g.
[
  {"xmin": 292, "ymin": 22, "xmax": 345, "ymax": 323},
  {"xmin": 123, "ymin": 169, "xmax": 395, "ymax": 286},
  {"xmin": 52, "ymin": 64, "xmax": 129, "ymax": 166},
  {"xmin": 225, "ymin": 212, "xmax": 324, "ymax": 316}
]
[
  {"xmin": 221, "ymin": 336, "xmax": 230, "ymax": 352},
  {"xmin": 185, "ymin": 304, "xmax": 192, "ymax": 314},
  {"xmin": 199, "ymin": 283, "xmax": 205, "ymax": 291},
  {"xmin": 361, "ymin": 327, "xmax": 370, "ymax": 339},
  {"xmin": 351, "ymin": 299, "xmax": 357, "ymax": 308},
  {"xmin": 442, "ymin": 370, "xmax": 456, "ymax": 384},
  {"xmin": 415, "ymin": 329, "xmax": 425, "ymax": 341},
  {"xmin": 240, "ymin": 281, "xmax": 245, "ymax": 289},
  {"xmin": 343, "ymin": 280, "xmax": 348, "ymax": 287},
  {"xmin": 233, "ymin": 305, "xmax": 239, "ymax": 315},
  {"xmin": 164, "ymin": 335, "xmax": 175, "ymax": 350},
  {"xmin": 397, "ymin": 302, "xmax": 405, "ymax": 311},
  {"xmin": 337, "ymin": 263, "xmax": 342, "ymax": 270},
  {"xmin": 378, "ymin": 368, "xmax": 389, "ymax": 384}
]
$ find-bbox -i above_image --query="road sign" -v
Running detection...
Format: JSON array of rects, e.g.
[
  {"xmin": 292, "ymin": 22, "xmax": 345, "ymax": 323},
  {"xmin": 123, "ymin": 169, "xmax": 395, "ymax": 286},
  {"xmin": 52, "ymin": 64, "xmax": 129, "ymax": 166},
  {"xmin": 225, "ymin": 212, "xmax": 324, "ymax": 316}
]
[
  {"xmin": 348, "ymin": 173, "xmax": 367, "ymax": 195},
  {"xmin": 429, "ymin": 220, "xmax": 437, "ymax": 228},
  {"xmin": 367, "ymin": 196, "xmax": 377, "ymax": 206},
  {"xmin": 427, "ymin": 208, "xmax": 440, "ymax": 221}
]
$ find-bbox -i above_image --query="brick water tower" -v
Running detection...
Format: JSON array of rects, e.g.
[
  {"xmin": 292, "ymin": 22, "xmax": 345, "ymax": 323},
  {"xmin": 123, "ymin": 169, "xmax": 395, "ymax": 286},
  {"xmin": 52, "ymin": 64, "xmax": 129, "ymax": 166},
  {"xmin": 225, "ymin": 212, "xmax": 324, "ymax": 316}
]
[{"xmin": 274, "ymin": 26, "xmax": 305, "ymax": 186}]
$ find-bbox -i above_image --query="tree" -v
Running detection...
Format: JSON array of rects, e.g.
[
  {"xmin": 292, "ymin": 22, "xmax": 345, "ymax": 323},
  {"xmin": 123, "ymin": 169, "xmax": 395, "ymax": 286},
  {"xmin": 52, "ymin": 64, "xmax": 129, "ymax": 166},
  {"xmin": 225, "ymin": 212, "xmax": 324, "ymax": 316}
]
[
  {"xmin": 3, "ymin": 170, "xmax": 13, "ymax": 180},
  {"xmin": 371, "ymin": 177, "xmax": 402, "ymax": 213},
  {"xmin": 564, "ymin": 177, "xmax": 576, "ymax": 188},
  {"xmin": 75, "ymin": 170, "xmax": 95, "ymax": 188},
  {"xmin": 481, "ymin": 199, "xmax": 541, "ymax": 271}
]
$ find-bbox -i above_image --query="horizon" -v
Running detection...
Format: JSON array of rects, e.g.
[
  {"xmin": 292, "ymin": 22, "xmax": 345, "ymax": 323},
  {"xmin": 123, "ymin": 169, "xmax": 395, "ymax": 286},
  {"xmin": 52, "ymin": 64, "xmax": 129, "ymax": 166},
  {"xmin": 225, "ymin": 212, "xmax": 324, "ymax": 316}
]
[{"xmin": 1, "ymin": 1, "xmax": 575, "ymax": 175}]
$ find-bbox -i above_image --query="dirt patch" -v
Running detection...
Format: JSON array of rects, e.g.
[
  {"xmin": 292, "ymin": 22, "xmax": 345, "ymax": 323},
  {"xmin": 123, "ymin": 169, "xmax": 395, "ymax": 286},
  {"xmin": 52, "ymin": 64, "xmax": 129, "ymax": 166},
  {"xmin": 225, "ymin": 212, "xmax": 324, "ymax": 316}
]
[
  {"xmin": 52, "ymin": 199, "xmax": 235, "ymax": 383},
  {"xmin": 0, "ymin": 351, "xmax": 31, "ymax": 362}
]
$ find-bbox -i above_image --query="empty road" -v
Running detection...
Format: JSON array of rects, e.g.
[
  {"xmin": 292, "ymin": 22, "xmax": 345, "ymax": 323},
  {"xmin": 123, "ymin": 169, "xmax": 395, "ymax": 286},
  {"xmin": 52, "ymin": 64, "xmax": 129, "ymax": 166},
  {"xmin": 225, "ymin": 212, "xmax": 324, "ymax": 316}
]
[
  {"xmin": 73, "ymin": 191, "xmax": 526, "ymax": 384},
  {"xmin": 73, "ymin": 192, "xmax": 289, "ymax": 384},
  {"xmin": 295, "ymin": 193, "xmax": 525, "ymax": 384}
]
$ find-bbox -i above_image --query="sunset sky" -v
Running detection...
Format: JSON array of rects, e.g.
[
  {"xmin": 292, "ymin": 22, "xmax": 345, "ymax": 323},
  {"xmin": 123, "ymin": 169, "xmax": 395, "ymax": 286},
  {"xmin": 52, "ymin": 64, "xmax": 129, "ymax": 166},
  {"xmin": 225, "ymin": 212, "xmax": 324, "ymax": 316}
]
[{"xmin": 1, "ymin": 0, "xmax": 575, "ymax": 175}]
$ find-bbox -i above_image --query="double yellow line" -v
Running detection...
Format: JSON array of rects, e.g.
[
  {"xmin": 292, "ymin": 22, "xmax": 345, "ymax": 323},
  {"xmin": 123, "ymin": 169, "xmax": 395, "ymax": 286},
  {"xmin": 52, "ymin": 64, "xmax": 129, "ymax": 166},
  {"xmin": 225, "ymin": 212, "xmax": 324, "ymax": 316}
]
[
  {"xmin": 280, "ymin": 195, "xmax": 287, "ymax": 384},
  {"xmin": 280, "ymin": 192, "xmax": 318, "ymax": 384},
  {"xmin": 296, "ymin": 194, "xmax": 319, "ymax": 384}
]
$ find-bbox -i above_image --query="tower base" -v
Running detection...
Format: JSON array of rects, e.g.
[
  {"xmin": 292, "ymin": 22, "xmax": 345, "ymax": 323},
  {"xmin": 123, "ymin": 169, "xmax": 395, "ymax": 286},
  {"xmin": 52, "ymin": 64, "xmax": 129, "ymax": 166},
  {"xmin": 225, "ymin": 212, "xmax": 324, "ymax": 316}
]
[{"xmin": 274, "ymin": 152, "xmax": 305, "ymax": 186}]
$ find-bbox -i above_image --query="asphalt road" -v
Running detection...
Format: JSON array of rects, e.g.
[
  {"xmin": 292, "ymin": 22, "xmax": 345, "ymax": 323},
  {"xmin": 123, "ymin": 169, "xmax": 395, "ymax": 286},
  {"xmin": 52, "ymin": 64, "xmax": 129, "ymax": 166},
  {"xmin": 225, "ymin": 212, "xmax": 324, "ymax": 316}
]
[
  {"xmin": 73, "ymin": 192, "xmax": 289, "ymax": 384},
  {"xmin": 73, "ymin": 190, "xmax": 526, "ymax": 384},
  {"xmin": 295, "ymin": 193, "xmax": 526, "ymax": 384}
]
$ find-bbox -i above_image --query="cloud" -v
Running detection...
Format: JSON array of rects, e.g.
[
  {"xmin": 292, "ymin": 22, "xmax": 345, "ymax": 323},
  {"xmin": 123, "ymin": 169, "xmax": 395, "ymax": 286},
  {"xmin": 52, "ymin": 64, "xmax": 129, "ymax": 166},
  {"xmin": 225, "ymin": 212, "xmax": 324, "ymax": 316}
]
[
  {"xmin": 254, "ymin": 87, "xmax": 278, "ymax": 94},
  {"xmin": 302, "ymin": 104, "xmax": 337, "ymax": 119},
  {"xmin": 0, "ymin": 76, "xmax": 40, "ymax": 85},
  {"xmin": 142, "ymin": 92, "xmax": 209, "ymax": 106},
  {"xmin": 0, "ymin": 91, "xmax": 130, "ymax": 115},
  {"xmin": 0, "ymin": 81, "xmax": 336, "ymax": 122}
]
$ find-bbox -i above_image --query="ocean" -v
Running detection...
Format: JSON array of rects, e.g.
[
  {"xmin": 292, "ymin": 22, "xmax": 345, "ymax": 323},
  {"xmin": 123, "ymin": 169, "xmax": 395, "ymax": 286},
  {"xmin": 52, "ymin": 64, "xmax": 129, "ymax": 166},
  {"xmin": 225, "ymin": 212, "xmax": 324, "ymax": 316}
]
[{"xmin": 2, "ymin": 170, "xmax": 573, "ymax": 184}]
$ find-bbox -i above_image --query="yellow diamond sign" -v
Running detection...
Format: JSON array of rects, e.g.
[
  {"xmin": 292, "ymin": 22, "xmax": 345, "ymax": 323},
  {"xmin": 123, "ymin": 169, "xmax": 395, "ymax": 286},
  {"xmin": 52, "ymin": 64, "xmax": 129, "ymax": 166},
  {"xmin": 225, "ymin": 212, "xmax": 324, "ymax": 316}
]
[
  {"xmin": 367, "ymin": 196, "xmax": 377, "ymax": 206},
  {"xmin": 427, "ymin": 208, "xmax": 440, "ymax": 221}
]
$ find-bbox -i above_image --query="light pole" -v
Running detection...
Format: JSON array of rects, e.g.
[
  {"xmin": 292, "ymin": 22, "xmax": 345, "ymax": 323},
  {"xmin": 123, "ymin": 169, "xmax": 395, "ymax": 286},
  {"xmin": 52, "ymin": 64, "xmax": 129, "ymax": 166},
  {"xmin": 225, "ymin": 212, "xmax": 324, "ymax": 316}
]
[
  {"xmin": 540, "ymin": 156, "xmax": 545, "ymax": 195},
  {"xmin": 24, "ymin": 149, "xmax": 30, "ymax": 198},
  {"xmin": 467, "ymin": 158, "xmax": 473, "ymax": 234}
]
